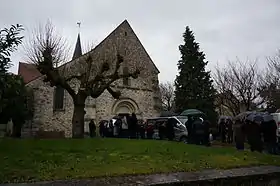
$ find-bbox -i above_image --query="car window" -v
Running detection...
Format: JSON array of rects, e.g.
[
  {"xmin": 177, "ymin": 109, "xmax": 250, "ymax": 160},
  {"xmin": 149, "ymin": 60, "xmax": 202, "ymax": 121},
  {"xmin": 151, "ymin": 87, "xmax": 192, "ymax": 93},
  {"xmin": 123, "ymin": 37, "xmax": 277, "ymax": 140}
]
[
  {"xmin": 177, "ymin": 116, "xmax": 188, "ymax": 125},
  {"xmin": 168, "ymin": 118, "xmax": 179, "ymax": 127}
]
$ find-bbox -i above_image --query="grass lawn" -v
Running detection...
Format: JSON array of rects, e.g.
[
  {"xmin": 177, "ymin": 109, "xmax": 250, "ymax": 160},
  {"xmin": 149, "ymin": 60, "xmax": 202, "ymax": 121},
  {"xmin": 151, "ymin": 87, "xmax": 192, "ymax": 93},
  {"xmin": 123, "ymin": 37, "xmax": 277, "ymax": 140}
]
[{"xmin": 0, "ymin": 138, "xmax": 280, "ymax": 183}]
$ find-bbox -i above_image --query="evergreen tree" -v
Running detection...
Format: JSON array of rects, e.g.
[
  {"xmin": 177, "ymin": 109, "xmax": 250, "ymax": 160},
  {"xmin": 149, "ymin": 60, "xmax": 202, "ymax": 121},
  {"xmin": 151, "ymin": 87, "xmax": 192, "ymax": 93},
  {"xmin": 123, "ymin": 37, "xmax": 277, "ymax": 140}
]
[
  {"xmin": 0, "ymin": 24, "xmax": 33, "ymax": 137},
  {"xmin": 174, "ymin": 26, "xmax": 217, "ymax": 123}
]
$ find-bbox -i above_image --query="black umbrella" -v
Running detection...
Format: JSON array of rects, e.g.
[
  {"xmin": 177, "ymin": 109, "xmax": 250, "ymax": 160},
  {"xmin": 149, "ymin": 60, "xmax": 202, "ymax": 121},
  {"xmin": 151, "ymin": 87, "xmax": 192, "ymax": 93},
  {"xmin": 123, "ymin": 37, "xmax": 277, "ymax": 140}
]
[
  {"xmin": 262, "ymin": 114, "xmax": 274, "ymax": 122},
  {"xmin": 253, "ymin": 114, "xmax": 264, "ymax": 123},
  {"xmin": 234, "ymin": 111, "xmax": 254, "ymax": 122},
  {"xmin": 246, "ymin": 113, "xmax": 256, "ymax": 122},
  {"xmin": 245, "ymin": 112, "xmax": 273, "ymax": 123},
  {"xmin": 180, "ymin": 109, "xmax": 205, "ymax": 116}
]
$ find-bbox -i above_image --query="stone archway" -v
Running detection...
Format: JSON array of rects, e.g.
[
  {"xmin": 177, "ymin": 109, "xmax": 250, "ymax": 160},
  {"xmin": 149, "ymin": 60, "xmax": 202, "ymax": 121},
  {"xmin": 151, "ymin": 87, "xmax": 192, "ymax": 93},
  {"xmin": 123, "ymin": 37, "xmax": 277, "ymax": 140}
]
[{"xmin": 111, "ymin": 98, "xmax": 140, "ymax": 116}]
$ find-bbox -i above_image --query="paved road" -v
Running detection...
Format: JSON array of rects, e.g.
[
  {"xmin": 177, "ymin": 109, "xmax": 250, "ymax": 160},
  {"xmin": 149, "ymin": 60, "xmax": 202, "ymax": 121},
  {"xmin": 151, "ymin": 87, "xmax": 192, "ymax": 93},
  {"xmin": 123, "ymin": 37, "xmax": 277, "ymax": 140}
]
[{"xmin": 1, "ymin": 166, "xmax": 280, "ymax": 186}]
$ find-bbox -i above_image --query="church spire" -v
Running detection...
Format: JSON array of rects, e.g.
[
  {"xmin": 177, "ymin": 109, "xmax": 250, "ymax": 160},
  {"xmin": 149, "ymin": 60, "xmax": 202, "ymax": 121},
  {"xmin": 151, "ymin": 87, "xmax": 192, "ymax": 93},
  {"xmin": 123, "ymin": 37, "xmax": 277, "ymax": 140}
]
[{"xmin": 72, "ymin": 22, "xmax": 82, "ymax": 60}]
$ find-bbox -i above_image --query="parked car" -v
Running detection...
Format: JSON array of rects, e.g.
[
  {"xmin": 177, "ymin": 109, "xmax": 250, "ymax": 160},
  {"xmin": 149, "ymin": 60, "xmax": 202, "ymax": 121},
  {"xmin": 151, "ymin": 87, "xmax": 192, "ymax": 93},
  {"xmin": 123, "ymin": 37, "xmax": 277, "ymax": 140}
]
[{"xmin": 146, "ymin": 116, "xmax": 188, "ymax": 142}]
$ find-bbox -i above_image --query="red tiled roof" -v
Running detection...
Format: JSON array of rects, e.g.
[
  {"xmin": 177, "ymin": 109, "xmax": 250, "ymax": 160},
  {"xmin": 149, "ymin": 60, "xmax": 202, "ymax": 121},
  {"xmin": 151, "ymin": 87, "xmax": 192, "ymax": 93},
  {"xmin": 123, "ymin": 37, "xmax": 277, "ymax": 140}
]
[{"xmin": 18, "ymin": 62, "xmax": 42, "ymax": 84}]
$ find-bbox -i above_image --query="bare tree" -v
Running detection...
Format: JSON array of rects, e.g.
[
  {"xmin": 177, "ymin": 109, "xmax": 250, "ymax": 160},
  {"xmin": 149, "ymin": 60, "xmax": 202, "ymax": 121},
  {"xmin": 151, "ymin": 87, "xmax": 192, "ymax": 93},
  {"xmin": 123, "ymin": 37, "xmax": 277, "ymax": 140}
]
[
  {"xmin": 26, "ymin": 21, "xmax": 140, "ymax": 138},
  {"xmin": 259, "ymin": 50, "xmax": 280, "ymax": 111},
  {"xmin": 82, "ymin": 40, "xmax": 97, "ymax": 54},
  {"xmin": 213, "ymin": 59, "xmax": 262, "ymax": 116},
  {"xmin": 268, "ymin": 49, "xmax": 280, "ymax": 74},
  {"xmin": 25, "ymin": 21, "xmax": 71, "ymax": 68},
  {"xmin": 159, "ymin": 81, "xmax": 174, "ymax": 111}
]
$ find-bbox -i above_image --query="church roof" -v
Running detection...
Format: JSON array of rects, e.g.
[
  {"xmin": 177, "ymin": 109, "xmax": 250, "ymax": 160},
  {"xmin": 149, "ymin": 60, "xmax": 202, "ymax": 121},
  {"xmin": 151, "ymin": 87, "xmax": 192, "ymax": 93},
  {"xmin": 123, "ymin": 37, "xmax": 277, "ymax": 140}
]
[
  {"xmin": 18, "ymin": 62, "xmax": 42, "ymax": 84},
  {"xmin": 59, "ymin": 19, "xmax": 160, "ymax": 73},
  {"xmin": 22, "ymin": 20, "xmax": 160, "ymax": 85},
  {"xmin": 72, "ymin": 33, "xmax": 82, "ymax": 60}
]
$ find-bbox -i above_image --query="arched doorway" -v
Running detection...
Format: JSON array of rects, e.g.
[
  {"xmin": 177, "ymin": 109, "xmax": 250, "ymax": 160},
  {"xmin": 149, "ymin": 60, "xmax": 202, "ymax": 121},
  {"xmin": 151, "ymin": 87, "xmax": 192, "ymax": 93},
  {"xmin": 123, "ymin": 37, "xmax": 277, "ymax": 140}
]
[{"xmin": 111, "ymin": 98, "xmax": 140, "ymax": 117}]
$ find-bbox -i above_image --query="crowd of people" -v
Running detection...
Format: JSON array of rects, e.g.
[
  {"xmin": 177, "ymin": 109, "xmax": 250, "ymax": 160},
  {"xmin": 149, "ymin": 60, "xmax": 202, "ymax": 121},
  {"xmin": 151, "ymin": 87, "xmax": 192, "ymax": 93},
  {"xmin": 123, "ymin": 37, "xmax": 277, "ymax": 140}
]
[
  {"xmin": 219, "ymin": 115, "xmax": 279, "ymax": 155},
  {"xmin": 88, "ymin": 114, "xmax": 210, "ymax": 143},
  {"xmin": 185, "ymin": 116, "xmax": 211, "ymax": 146},
  {"xmin": 88, "ymin": 112, "xmax": 279, "ymax": 155},
  {"xmin": 88, "ymin": 113, "xmax": 145, "ymax": 139},
  {"xmin": 95, "ymin": 114, "xmax": 183, "ymax": 141},
  {"xmin": 98, "ymin": 113, "xmax": 140, "ymax": 138}
]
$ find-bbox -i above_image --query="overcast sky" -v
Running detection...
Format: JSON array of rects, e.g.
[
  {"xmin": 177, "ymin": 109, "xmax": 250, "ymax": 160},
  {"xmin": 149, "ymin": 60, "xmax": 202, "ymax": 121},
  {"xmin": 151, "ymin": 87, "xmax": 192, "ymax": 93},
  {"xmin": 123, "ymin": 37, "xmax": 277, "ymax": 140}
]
[{"xmin": 1, "ymin": 0, "xmax": 280, "ymax": 83}]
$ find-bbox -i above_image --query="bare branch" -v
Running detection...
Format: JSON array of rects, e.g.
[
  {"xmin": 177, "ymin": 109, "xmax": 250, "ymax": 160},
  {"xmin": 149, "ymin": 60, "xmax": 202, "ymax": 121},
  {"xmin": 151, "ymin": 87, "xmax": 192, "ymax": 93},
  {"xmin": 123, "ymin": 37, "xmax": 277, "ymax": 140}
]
[
  {"xmin": 84, "ymin": 53, "xmax": 140, "ymax": 98},
  {"xmin": 82, "ymin": 40, "xmax": 97, "ymax": 54},
  {"xmin": 24, "ymin": 20, "xmax": 76, "ymax": 98},
  {"xmin": 65, "ymin": 74, "xmax": 84, "ymax": 82},
  {"xmin": 24, "ymin": 20, "xmax": 70, "ymax": 67},
  {"xmin": 159, "ymin": 81, "xmax": 175, "ymax": 111},
  {"xmin": 259, "ymin": 50, "xmax": 280, "ymax": 110},
  {"xmin": 213, "ymin": 58, "xmax": 262, "ymax": 115},
  {"xmin": 268, "ymin": 49, "xmax": 280, "ymax": 74}
]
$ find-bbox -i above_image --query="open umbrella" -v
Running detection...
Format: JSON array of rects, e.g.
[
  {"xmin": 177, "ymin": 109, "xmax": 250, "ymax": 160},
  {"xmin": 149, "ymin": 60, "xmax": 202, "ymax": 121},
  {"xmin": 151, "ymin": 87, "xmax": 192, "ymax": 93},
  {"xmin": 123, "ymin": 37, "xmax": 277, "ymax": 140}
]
[
  {"xmin": 234, "ymin": 111, "xmax": 254, "ymax": 122},
  {"xmin": 180, "ymin": 109, "xmax": 205, "ymax": 116},
  {"xmin": 262, "ymin": 114, "xmax": 274, "ymax": 122},
  {"xmin": 246, "ymin": 113, "xmax": 256, "ymax": 122},
  {"xmin": 219, "ymin": 116, "xmax": 232, "ymax": 121},
  {"xmin": 253, "ymin": 114, "xmax": 264, "ymax": 123},
  {"xmin": 246, "ymin": 112, "xmax": 267, "ymax": 123}
]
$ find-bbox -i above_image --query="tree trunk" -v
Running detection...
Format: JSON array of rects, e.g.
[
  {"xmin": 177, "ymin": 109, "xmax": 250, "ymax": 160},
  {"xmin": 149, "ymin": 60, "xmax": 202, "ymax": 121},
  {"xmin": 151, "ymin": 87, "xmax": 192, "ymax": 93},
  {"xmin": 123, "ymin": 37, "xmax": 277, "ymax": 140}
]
[
  {"xmin": 72, "ymin": 94, "xmax": 86, "ymax": 138},
  {"xmin": 11, "ymin": 119, "xmax": 22, "ymax": 138}
]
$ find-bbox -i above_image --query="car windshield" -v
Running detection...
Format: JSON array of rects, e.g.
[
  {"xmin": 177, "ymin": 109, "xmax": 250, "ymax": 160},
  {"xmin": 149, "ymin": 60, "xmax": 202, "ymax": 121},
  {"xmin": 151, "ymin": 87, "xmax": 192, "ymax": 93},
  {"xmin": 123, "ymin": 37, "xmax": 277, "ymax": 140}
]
[{"xmin": 176, "ymin": 116, "xmax": 188, "ymax": 125}]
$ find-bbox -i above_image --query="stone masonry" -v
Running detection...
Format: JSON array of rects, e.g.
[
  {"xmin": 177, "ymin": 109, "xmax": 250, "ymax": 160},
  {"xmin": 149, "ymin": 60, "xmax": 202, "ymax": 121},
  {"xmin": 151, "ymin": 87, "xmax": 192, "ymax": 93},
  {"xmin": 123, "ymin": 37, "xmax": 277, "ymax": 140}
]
[{"xmin": 22, "ymin": 20, "xmax": 161, "ymax": 137}]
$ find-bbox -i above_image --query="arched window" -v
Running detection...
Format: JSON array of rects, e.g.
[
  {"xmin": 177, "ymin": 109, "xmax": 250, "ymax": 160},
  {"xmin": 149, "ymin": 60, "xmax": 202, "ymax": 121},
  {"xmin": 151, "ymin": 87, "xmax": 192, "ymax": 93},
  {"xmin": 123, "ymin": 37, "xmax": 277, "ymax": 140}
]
[
  {"xmin": 123, "ymin": 66, "xmax": 130, "ymax": 86},
  {"xmin": 53, "ymin": 86, "xmax": 64, "ymax": 111}
]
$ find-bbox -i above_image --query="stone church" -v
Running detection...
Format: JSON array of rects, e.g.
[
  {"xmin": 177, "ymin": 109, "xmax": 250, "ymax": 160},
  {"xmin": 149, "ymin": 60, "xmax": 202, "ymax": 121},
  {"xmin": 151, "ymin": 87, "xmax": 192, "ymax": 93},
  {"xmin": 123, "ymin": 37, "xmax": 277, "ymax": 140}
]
[{"xmin": 18, "ymin": 20, "xmax": 161, "ymax": 137}]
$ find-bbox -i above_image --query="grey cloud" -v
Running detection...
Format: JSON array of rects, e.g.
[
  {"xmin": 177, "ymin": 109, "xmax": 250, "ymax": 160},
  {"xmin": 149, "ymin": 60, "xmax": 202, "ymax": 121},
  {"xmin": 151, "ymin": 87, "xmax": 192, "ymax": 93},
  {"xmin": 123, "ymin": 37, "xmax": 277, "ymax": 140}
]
[{"xmin": 1, "ymin": 0, "xmax": 280, "ymax": 82}]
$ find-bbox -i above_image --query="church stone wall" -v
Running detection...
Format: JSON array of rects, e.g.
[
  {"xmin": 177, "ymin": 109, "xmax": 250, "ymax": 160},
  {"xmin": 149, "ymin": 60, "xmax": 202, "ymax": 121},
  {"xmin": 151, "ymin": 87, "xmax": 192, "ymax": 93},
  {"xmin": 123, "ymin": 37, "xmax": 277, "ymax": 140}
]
[
  {"xmin": 24, "ymin": 76, "xmax": 160, "ymax": 138},
  {"xmin": 95, "ymin": 87, "xmax": 158, "ymax": 122},
  {"xmin": 23, "ymin": 70, "xmax": 159, "ymax": 137},
  {"xmin": 24, "ymin": 72, "xmax": 160, "ymax": 138},
  {"xmin": 24, "ymin": 77, "xmax": 73, "ymax": 137}
]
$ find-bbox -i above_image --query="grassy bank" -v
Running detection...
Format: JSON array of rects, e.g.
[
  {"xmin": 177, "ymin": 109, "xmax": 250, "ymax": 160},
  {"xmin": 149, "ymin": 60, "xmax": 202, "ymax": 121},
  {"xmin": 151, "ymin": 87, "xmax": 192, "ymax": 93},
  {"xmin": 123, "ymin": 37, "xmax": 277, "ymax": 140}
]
[{"xmin": 0, "ymin": 138, "xmax": 279, "ymax": 183}]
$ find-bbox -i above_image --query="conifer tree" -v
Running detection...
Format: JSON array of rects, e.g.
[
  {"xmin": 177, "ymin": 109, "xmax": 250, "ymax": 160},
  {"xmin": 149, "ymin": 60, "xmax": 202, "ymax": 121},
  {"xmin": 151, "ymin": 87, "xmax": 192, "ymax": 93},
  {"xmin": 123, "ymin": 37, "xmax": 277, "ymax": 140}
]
[{"xmin": 174, "ymin": 26, "xmax": 217, "ymax": 122}]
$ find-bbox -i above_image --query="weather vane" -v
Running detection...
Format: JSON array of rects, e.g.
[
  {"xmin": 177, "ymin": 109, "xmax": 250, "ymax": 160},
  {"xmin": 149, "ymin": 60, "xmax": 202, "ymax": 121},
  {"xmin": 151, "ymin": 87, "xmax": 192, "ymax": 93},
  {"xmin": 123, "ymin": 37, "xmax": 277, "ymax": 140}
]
[
  {"xmin": 77, "ymin": 22, "xmax": 81, "ymax": 28},
  {"xmin": 77, "ymin": 22, "xmax": 81, "ymax": 33}
]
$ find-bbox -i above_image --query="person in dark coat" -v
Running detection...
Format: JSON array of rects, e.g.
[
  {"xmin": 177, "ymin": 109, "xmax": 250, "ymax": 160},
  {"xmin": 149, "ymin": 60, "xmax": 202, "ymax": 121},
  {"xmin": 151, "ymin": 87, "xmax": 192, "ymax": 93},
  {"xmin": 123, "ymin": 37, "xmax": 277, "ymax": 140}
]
[
  {"xmin": 129, "ymin": 113, "xmax": 138, "ymax": 139},
  {"xmin": 202, "ymin": 120, "xmax": 211, "ymax": 146},
  {"xmin": 158, "ymin": 121, "xmax": 166, "ymax": 140},
  {"xmin": 114, "ymin": 118, "xmax": 122, "ymax": 138},
  {"xmin": 89, "ymin": 119, "xmax": 96, "ymax": 138},
  {"xmin": 245, "ymin": 120, "xmax": 263, "ymax": 153},
  {"xmin": 193, "ymin": 117, "xmax": 204, "ymax": 145},
  {"xmin": 146, "ymin": 122, "xmax": 155, "ymax": 139},
  {"xmin": 108, "ymin": 120, "xmax": 114, "ymax": 137},
  {"xmin": 234, "ymin": 120, "xmax": 245, "ymax": 150},
  {"xmin": 138, "ymin": 120, "xmax": 145, "ymax": 139},
  {"xmin": 262, "ymin": 120, "xmax": 277, "ymax": 154},
  {"xmin": 186, "ymin": 117, "xmax": 194, "ymax": 144},
  {"xmin": 219, "ymin": 119, "xmax": 227, "ymax": 143},
  {"xmin": 166, "ymin": 118, "xmax": 175, "ymax": 141},
  {"xmin": 227, "ymin": 119, "xmax": 233, "ymax": 144},
  {"xmin": 99, "ymin": 120, "xmax": 106, "ymax": 137}
]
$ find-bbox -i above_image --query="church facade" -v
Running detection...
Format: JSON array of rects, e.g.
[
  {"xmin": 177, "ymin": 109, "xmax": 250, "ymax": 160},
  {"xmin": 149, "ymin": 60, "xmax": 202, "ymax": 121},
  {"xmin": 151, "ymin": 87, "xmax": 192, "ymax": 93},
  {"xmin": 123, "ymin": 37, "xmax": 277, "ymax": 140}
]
[{"xmin": 18, "ymin": 20, "xmax": 161, "ymax": 137}]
